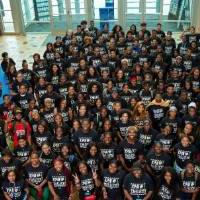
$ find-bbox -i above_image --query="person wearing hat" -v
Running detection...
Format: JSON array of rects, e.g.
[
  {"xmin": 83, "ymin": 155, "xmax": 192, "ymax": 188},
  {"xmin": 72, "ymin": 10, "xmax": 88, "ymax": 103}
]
[
  {"xmin": 123, "ymin": 162, "xmax": 154, "ymax": 200},
  {"xmin": 5, "ymin": 107, "xmax": 32, "ymax": 150}
]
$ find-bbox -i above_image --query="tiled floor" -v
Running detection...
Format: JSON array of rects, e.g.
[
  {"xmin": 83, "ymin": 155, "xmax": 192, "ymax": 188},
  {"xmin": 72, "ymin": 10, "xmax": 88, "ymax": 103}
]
[
  {"xmin": 0, "ymin": 33, "xmax": 49, "ymax": 69},
  {"xmin": 0, "ymin": 32, "xmax": 182, "ymax": 70}
]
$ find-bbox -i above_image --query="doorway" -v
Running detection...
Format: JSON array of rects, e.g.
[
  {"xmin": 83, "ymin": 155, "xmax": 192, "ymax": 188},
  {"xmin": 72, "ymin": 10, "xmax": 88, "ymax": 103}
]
[
  {"xmin": 49, "ymin": 0, "xmax": 88, "ymax": 34},
  {"xmin": 125, "ymin": 0, "xmax": 192, "ymax": 31}
]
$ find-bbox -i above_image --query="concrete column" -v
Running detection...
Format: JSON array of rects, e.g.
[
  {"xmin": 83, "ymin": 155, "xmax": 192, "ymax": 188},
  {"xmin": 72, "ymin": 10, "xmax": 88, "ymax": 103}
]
[
  {"xmin": 85, "ymin": 0, "xmax": 93, "ymax": 22},
  {"xmin": 118, "ymin": 0, "xmax": 125, "ymax": 30},
  {"xmin": 10, "ymin": 0, "xmax": 25, "ymax": 34},
  {"xmin": 191, "ymin": 0, "xmax": 200, "ymax": 30}
]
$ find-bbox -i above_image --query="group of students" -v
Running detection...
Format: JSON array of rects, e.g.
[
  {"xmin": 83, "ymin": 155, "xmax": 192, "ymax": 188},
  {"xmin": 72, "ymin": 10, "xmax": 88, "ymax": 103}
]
[{"xmin": 0, "ymin": 20, "xmax": 200, "ymax": 199}]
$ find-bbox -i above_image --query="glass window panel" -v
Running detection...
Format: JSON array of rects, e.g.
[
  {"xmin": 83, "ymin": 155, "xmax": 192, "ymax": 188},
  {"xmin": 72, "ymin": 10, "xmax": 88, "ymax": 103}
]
[
  {"xmin": 164, "ymin": 0, "xmax": 171, "ymax": 4},
  {"xmin": 127, "ymin": 9, "xmax": 140, "ymax": 14},
  {"xmin": 1, "ymin": 0, "xmax": 11, "ymax": 10},
  {"xmin": 71, "ymin": 5, "xmax": 75, "ymax": 9},
  {"xmin": 3, "ymin": 23, "xmax": 15, "ymax": 32},
  {"xmin": 127, "ymin": 2, "xmax": 139, "ymax": 7},
  {"xmin": 127, "ymin": 0, "xmax": 140, "ymax": 2},
  {"xmin": 52, "ymin": 6, "xmax": 59, "ymax": 16},
  {"xmin": 80, "ymin": 9, "xmax": 85, "ymax": 14},
  {"xmin": 51, "ymin": 0, "xmax": 58, "ymax": 6},
  {"xmin": 80, "ymin": 3, "xmax": 84, "ymax": 8},
  {"xmin": 2, "ymin": 11, "xmax": 13, "ymax": 22},
  {"xmin": 146, "ymin": 9, "xmax": 156, "ymax": 14},
  {"xmin": 94, "ymin": 0, "xmax": 118, "ymax": 20}
]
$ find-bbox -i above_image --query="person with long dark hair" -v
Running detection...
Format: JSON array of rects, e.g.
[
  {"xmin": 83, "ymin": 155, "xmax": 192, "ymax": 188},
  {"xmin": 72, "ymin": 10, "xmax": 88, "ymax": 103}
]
[
  {"xmin": 2, "ymin": 169, "xmax": 29, "ymax": 200},
  {"xmin": 73, "ymin": 161, "xmax": 101, "ymax": 200},
  {"xmin": 155, "ymin": 167, "xmax": 180, "ymax": 200}
]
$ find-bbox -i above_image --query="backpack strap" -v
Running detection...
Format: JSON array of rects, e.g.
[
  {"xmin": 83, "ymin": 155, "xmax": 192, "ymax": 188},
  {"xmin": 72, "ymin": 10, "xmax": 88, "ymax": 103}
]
[
  {"xmin": 194, "ymin": 171, "xmax": 199, "ymax": 182},
  {"xmin": 181, "ymin": 170, "xmax": 185, "ymax": 180}
]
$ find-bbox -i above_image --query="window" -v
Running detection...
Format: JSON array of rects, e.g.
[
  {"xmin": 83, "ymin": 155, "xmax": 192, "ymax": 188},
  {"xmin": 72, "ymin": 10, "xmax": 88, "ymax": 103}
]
[{"xmin": 0, "ymin": 0, "xmax": 15, "ymax": 32}]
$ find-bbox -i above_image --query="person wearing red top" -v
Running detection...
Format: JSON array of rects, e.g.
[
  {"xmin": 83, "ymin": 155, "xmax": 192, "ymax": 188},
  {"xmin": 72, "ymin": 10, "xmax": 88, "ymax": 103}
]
[{"xmin": 5, "ymin": 107, "xmax": 32, "ymax": 148}]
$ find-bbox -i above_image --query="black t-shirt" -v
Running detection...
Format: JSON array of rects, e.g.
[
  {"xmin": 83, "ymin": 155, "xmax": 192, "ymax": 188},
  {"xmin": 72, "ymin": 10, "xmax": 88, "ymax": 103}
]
[
  {"xmin": 138, "ymin": 128, "xmax": 158, "ymax": 150},
  {"xmin": 120, "ymin": 91, "xmax": 132, "ymax": 103},
  {"xmin": 160, "ymin": 117, "xmax": 182, "ymax": 135},
  {"xmin": 62, "ymin": 154, "xmax": 79, "ymax": 172},
  {"xmin": 39, "ymin": 152, "xmax": 56, "ymax": 168},
  {"xmin": 123, "ymin": 173, "xmax": 154, "ymax": 199},
  {"xmin": 157, "ymin": 183, "xmax": 179, "ymax": 200},
  {"xmin": 34, "ymin": 131, "xmax": 52, "ymax": 148},
  {"xmin": 47, "ymin": 167, "xmax": 71, "ymax": 198},
  {"xmin": 12, "ymin": 93, "xmax": 33, "ymax": 110},
  {"xmin": 0, "ymin": 120, "xmax": 7, "ymax": 149},
  {"xmin": 155, "ymin": 133, "xmax": 175, "ymax": 151},
  {"xmin": 35, "ymin": 65, "xmax": 47, "ymax": 78},
  {"xmin": 0, "ymin": 159, "xmax": 21, "ymax": 176},
  {"xmin": 174, "ymin": 143, "xmax": 197, "ymax": 168},
  {"xmin": 41, "ymin": 108, "xmax": 55, "ymax": 125},
  {"xmin": 24, "ymin": 163, "xmax": 48, "ymax": 185},
  {"xmin": 85, "ymin": 155, "xmax": 101, "ymax": 171},
  {"xmin": 118, "ymin": 140, "xmax": 143, "ymax": 168},
  {"xmin": 2, "ymin": 180, "xmax": 26, "ymax": 200},
  {"xmin": 116, "ymin": 120, "xmax": 134, "ymax": 139},
  {"xmin": 79, "ymin": 173, "xmax": 95, "ymax": 198},
  {"xmin": 180, "ymin": 172, "xmax": 200, "ymax": 193},
  {"xmin": 148, "ymin": 104, "xmax": 167, "ymax": 126},
  {"xmin": 162, "ymin": 93, "xmax": 178, "ymax": 105},
  {"xmin": 139, "ymin": 90, "xmax": 153, "ymax": 106},
  {"xmin": 98, "ymin": 142, "xmax": 117, "ymax": 167},
  {"xmin": 182, "ymin": 114, "xmax": 199, "ymax": 128},
  {"xmin": 147, "ymin": 152, "xmax": 171, "ymax": 176},
  {"xmin": 73, "ymin": 130, "xmax": 99, "ymax": 150},
  {"xmin": 14, "ymin": 145, "xmax": 32, "ymax": 164},
  {"xmin": 102, "ymin": 169, "xmax": 126, "ymax": 200},
  {"xmin": 51, "ymin": 136, "xmax": 69, "ymax": 154},
  {"xmin": 167, "ymin": 78, "xmax": 182, "ymax": 94},
  {"xmin": 58, "ymin": 84, "xmax": 68, "ymax": 99},
  {"xmin": 35, "ymin": 84, "xmax": 47, "ymax": 99}
]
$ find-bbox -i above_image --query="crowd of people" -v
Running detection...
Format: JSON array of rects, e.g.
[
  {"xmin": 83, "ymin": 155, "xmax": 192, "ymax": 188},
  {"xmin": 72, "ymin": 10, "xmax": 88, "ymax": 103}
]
[{"xmin": 0, "ymin": 20, "xmax": 200, "ymax": 200}]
